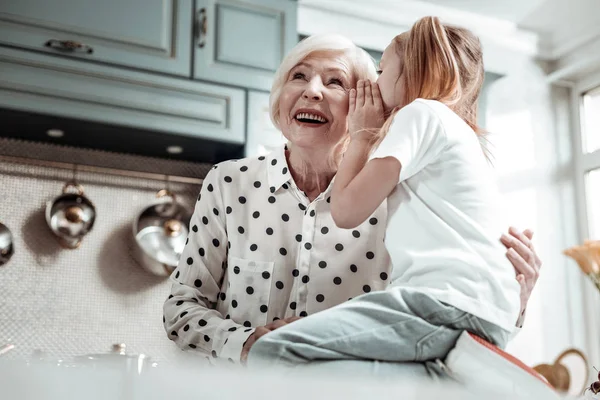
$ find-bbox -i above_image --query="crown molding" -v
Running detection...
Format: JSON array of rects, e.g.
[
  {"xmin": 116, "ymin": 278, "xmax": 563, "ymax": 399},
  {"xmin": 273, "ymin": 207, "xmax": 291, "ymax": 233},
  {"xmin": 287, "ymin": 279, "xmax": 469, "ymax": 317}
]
[{"xmin": 541, "ymin": 28, "xmax": 600, "ymax": 61}]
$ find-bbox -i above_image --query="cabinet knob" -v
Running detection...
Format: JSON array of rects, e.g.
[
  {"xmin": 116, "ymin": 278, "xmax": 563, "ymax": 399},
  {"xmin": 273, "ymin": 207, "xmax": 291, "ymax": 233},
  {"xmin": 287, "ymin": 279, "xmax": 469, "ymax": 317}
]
[
  {"xmin": 45, "ymin": 39, "xmax": 94, "ymax": 54},
  {"xmin": 196, "ymin": 8, "xmax": 208, "ymax": 48}
]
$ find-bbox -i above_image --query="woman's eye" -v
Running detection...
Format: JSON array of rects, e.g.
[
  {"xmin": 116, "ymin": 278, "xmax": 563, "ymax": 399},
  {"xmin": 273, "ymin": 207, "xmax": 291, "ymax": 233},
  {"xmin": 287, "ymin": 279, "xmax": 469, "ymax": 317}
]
[
  {"xmin": 292, "ymin": 72, "xmax": 305, "ymax": 80},
  {"xmin": 376, "ymin": 70, "xmax": 383, "ymax": 76},
  {"xmin": 328, "ymin": 78, "xmax": 343, "ymax": 86}
]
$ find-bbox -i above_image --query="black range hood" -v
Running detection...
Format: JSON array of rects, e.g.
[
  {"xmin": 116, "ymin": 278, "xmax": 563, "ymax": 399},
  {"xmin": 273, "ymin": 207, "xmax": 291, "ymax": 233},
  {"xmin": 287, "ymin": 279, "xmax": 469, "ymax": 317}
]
[{"xmin": 0, "ymin": 107, "xmax": 245, "ymax": 165}]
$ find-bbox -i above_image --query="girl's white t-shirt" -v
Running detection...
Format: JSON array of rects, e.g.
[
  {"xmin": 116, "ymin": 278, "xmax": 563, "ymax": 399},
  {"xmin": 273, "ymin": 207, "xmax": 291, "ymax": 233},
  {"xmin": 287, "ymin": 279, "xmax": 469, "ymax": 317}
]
[{"xmin": 370, "ymin": 98, "xmax": 520, "ymax": 332}]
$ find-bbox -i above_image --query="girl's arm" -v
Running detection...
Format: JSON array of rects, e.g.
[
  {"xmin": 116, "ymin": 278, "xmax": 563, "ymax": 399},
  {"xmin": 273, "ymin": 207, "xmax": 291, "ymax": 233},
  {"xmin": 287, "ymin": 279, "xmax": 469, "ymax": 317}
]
[{"xmin": 331, "ymin": 81, "xmax": 401, "ymax": 229}]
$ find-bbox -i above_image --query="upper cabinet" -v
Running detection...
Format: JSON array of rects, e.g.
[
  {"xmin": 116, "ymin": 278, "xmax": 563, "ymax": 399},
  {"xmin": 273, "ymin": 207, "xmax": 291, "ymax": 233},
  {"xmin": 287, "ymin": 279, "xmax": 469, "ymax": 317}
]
[
  {"xmin": 193, "ymin": 0, "xmax": 297, "ymax": 91},
  {"xmin": 0, "ymin": 0, "xmax": 193, "ymax": 77},
  {"xmin": 0, "ymin": 0, "xmax": 298, "ymax": 163}
]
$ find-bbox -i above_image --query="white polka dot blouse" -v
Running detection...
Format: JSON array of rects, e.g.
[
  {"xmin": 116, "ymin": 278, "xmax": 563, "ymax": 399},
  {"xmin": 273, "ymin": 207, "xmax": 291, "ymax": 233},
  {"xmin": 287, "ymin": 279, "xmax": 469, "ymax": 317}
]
[{"xmin": 164, "ymin": 145, "xmax": 392, "ymax": 364}]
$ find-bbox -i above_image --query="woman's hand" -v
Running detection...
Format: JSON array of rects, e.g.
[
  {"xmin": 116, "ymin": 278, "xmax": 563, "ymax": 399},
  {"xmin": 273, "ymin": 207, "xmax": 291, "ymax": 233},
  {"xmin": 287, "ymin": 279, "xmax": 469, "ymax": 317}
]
[
  {"xmin": 500, "ymin": 227, "xmax": 542, "ymax": 326},
  {"xmin": 348, "ymin": 80, "xmax": 385, "ymax": 141},
  {"xmin": 240, "ymin": 316, "xmax": 301, "ymax": 363}
]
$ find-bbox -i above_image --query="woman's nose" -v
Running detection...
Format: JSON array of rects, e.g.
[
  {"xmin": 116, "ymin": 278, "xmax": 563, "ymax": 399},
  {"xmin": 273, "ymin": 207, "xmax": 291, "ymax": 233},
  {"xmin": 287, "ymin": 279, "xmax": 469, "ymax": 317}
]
[{"xmin": 303, "ymin": 80, "xmax": 324, "ymax": 101}]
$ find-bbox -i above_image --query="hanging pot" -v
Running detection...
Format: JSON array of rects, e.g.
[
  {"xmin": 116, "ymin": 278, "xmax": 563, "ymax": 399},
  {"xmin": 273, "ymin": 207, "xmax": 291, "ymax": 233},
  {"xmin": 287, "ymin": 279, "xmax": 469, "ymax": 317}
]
[
  {"xmin": 45, "ymin": 182, "xmax": 96, "ymax": 249},
  {"xmin": 0, "ymin": 223, "xmax": 14, "ymax": 266},
  {"xmin": 132, "ymin": 190, "xmax": 191, "ymax": 277}
]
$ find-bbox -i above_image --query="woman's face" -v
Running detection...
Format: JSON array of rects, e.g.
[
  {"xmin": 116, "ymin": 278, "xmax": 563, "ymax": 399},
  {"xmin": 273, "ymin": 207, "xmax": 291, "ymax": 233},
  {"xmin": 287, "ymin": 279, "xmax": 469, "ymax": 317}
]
[
  {"xmin": 278, "ymin": 55, "xmax": 353, "ymax": 151},
  {"xmin": 377, "ymin": 42, "xmax": 404, "ymax": 114}
]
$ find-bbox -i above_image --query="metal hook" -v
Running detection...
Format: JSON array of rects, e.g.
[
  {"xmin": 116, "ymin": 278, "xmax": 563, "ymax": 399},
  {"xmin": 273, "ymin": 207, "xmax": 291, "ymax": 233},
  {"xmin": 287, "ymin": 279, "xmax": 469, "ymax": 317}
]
[{"xmin": 72, "ymin": 164, "xmax": 79, "ymax": 184}]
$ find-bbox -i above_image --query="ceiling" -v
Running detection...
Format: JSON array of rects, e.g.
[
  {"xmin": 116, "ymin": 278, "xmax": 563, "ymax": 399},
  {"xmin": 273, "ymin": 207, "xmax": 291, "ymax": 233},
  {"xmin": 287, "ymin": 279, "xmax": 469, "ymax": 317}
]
[
  {"xmin": 419, "ymin": 0, "xmax": 600, "ymax": 57},
  {"xmin": 419, "ymin": 0, "xmax": 547, "ymax": 22}
]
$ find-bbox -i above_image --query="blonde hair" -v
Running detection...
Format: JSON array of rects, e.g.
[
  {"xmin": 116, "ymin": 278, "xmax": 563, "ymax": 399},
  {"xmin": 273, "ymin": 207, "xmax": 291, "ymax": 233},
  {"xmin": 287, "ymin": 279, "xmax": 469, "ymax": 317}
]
[{"xmin": 378, "ymin": 16, "xmax": 486, "ymax": 149}]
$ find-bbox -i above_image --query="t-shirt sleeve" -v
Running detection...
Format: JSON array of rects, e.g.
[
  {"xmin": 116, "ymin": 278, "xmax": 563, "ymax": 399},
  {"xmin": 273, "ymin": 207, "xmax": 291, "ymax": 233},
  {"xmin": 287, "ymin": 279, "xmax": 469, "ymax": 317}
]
[{"xmin": 370, "ymin": 100, "xmax": 447, "ymax": 182}]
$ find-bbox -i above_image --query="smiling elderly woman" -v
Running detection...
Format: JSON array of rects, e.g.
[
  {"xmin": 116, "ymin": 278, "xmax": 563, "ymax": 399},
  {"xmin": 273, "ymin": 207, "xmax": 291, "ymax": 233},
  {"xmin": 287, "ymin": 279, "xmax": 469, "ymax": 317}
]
[{"xmin": 163, "ymin": 34, "xmax": 541, "ymax": 369}]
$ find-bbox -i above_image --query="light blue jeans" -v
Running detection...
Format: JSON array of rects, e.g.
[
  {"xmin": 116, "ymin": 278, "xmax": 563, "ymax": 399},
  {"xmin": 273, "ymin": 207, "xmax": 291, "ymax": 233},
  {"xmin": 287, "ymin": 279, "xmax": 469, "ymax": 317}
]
[{"xmin": 247, "ymin": 288, "xmax": 509, "ymax": 374}]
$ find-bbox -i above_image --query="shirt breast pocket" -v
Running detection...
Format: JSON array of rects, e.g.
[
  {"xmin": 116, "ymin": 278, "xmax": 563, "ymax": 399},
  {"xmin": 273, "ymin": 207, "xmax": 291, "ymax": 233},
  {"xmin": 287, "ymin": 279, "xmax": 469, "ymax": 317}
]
[{"xmin": 227, "ymin": 256, "xmax": 274, "ymax": 327}]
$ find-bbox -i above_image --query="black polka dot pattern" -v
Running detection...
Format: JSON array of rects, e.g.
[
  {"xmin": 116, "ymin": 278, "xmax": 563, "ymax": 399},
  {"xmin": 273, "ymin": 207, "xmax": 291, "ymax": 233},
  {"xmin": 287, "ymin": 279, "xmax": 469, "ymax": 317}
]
[{"xmin": 166, "ymin": 155, "xmax": 389, "ymax": 352}]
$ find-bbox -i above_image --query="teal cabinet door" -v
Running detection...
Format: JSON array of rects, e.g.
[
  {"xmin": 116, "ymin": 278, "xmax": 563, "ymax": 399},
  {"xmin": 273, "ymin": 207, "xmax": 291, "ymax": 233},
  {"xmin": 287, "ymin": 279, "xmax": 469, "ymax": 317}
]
[
  {"xmin": 193, "ymin": 0, "xmax": 297, "ymax": 91},
  {"xmin": 0, "ymin": 47, "xmax": 246, "ymax": 146},
  {"xmin": 0, "ymin": 0, "xmax": 193, "ymax": 77}
]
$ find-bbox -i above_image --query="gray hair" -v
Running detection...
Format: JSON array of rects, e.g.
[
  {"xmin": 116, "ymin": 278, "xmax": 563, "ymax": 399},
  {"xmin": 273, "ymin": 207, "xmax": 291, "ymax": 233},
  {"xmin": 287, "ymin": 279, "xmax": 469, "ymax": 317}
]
[{"xmin": 269, "ymin": 33, "xmax": 378, "ymax": 130}]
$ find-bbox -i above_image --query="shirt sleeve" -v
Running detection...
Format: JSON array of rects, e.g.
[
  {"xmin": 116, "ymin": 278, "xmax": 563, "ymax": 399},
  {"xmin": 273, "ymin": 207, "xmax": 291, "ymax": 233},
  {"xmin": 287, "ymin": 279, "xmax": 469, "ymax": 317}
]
[
  {"xmin": 163, "ymin": 166, "xmax": 254, "ymax": 363},
  {"xmin": 370, "ymin": 100, "xmax": 448, "ymax": 183}
]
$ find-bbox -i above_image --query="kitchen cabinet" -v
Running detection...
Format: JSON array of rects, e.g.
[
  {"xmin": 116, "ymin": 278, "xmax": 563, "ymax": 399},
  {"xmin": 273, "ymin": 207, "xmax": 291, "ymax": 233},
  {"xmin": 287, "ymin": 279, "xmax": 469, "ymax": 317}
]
[
  {"xmin": 0, "ymin": 0, "xmax": 299, "ymax": 164},
  {"xmin": 0, "ymin": 0, "xmax": 193, "ymax": 77},
  {"xmin": 245, "ymin": 90, "xmax": 287, "ymax": 157},
  {"xmin": 193, "ymin": 0, "xmax": 297, "ymax": 91},
  {"xmin": 0, "ymin": 47, "xmax": 246, "ymax": 163}
]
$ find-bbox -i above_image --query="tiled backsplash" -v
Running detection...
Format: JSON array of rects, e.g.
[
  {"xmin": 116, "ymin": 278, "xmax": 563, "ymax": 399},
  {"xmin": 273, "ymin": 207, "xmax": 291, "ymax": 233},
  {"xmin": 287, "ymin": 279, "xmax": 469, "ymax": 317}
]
[{"xmin": 0, "ymin": 138, "xmax": 211, "ymax": 365}]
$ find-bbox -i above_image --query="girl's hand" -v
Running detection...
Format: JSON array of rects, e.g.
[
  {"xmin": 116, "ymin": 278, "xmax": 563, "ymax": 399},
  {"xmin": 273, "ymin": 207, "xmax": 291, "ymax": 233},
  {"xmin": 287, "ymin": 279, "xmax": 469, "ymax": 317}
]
[{"xmin": 348, "ymin": 80, "xmax": 385, "ymax": 141}]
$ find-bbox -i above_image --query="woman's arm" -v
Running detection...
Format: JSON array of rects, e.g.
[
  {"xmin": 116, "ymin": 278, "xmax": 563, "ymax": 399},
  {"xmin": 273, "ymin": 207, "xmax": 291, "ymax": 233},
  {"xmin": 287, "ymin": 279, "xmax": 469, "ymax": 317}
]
[
  {"xmin": 163, "ymin": 167, "xmax": 254, "ymax": 363},
  {"xmin": 331, "ymin": 80, "xmax": 400, "ymax": 229}
]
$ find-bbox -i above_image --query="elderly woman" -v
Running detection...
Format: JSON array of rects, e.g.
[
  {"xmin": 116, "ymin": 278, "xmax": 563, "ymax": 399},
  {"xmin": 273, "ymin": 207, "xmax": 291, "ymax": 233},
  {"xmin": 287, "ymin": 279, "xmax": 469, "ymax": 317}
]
[{"xmin": 163, "ymin": 34, "xmax": 541, "ymax": 368}]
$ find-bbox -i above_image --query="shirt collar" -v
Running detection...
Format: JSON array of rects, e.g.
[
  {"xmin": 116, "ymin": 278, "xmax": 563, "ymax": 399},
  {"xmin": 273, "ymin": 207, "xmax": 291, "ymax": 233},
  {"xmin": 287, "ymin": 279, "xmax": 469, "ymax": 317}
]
[{"xmin": 266, "ymin": 145, "xmax": 292, "ymax": 192}]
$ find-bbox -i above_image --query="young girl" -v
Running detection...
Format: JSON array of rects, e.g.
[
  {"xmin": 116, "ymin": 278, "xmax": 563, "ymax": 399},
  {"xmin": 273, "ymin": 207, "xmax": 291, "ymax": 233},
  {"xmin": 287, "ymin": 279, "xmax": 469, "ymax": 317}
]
[{"xmin": 246, "ymin": 16, "xmax": 521, "ymax": 367}]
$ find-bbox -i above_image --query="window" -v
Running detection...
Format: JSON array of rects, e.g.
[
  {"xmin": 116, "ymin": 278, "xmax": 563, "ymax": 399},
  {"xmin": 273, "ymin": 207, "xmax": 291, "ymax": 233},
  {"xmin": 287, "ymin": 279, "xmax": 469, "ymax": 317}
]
[
  {"xmin": 579, "ymin": 84, "xmax": 600, "ymax": 239},
  {"xmin": 574, "ymin": 78, "xmax": 600, "ymax": 368},
  {"xmin": 582, "ymin": 87, "xmax": 600, "ymax": 154},
  {"xmin": 586, "ymin": 168, "xmax": 600, "ymax": 238}
]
